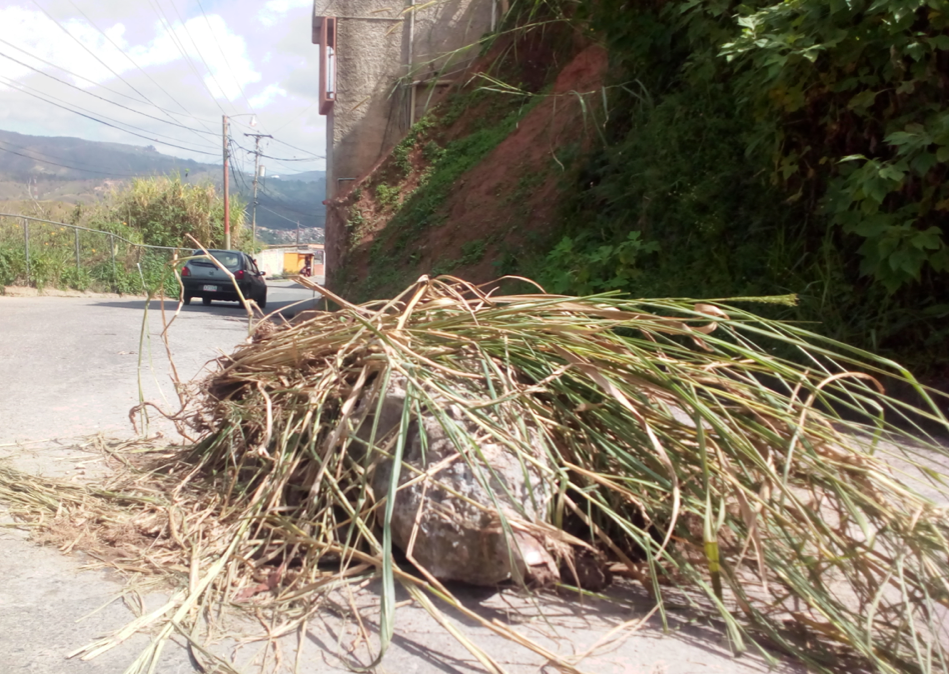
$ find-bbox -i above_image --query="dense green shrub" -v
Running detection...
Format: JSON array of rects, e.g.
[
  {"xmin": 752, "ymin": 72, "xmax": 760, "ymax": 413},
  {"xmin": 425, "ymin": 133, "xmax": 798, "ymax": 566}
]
[
  {"xmin": 530, "ymin": 0, "xmax": 949, "ymax": 372},
  {"xmin": 723, "ymin": 0, "xmax": 949, "ymax": 292},
  {"xmin": 102, "ymin": 174, "xmax": 248, "ymax": 250},
  {"xmin": 0, "ymin": 175, "xmax": 245, "ymax": 296}
]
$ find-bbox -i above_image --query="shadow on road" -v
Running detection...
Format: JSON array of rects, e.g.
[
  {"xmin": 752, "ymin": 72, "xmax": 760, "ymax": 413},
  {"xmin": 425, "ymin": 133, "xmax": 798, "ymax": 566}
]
[{"xmin": 91, "ymin": 296, "xmax": 323, "ymax": 317}]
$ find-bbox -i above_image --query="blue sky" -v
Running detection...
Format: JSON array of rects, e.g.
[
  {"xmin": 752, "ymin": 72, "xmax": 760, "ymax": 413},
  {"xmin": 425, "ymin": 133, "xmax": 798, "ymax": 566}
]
[{"xmin": 0, "ymin": 0, "xmax": 326, "ymax": 174}]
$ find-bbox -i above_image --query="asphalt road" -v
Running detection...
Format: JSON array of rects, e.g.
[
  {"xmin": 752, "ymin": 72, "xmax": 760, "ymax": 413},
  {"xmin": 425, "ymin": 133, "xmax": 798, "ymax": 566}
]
[
  {"xmin": 0, "ymin": 280, "xmax": 321, "ymax": 444},
  {"xmin": 0, "ymin": 283, "xmax": 803, "ymax": 674}
]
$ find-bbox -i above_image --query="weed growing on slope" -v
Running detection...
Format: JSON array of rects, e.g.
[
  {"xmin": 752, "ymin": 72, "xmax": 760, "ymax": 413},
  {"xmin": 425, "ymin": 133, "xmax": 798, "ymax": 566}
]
[
  {"xmin": 351, "ymin": 96, "xmax": 539, "ymax": 300},
  {"xmin": 376, "ymin": 184, "xmax": 401, "ymax": 208}
]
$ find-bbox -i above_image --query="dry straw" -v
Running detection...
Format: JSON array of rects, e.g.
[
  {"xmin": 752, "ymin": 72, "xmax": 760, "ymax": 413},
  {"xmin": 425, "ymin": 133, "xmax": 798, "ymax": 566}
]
[{"xmin": 2, "ymin": 274, "xmax": 948, "ymax": 674}]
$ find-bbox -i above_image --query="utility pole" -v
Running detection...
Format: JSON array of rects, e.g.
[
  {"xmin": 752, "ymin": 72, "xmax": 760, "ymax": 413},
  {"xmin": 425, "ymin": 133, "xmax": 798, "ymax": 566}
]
[
  {"xmin": 222, "ymin": 115, "xmax": 231, "ymax": 250},
  {"xmin": 244, "ymin": 132, "xmax": 272, "ymax": 245}
]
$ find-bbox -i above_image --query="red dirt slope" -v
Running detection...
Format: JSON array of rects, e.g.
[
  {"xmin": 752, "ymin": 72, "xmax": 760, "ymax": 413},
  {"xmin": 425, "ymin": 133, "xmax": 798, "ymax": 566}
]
[{"xmin": 325, "ymin": 35, "xmax": 607, "ymax": 300}]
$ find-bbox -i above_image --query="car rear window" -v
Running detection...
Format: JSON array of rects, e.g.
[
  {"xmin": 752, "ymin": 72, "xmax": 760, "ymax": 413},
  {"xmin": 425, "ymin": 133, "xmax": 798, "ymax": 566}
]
[{"xmin": 190, "ymin": 251, "xmax": 242, "ymax": 270}]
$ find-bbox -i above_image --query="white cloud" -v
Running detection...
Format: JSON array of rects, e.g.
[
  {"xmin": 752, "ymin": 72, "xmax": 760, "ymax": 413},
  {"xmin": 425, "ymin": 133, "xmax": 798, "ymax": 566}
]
[
  {"xmin": 0, "ymin": 6, "xmax": 260, "ymax": 102},
  {"xmin": 0, "ymin": 1, "xmax": 325, "ymax": 169},
  {"xmin": 126, "ymin": 14, "xmax": 261, "ymax": 102},
  {"xmin": 0, "ymin": 5, "xmax": 131, "ymax": 88},
  {"xmin": 258, "ymin": 0, "xmax": 312, "ymax": 27},
  {"xmin": 249, "ymin": 83, "xmax": 287, "ymax": 108}
]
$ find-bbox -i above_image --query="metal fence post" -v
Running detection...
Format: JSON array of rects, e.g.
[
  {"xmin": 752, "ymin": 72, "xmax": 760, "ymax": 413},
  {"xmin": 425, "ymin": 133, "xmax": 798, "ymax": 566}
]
[
  {"xmin": 23, "ymin": 219, "xmax": 30, "ymax": 284},
  {"xmin": 75, "ymin": 228, "xmax": 81, "ymax": 274},
  {"xmin": 110, "ymin": 233, "xmax": 117, "ymax": 292}
]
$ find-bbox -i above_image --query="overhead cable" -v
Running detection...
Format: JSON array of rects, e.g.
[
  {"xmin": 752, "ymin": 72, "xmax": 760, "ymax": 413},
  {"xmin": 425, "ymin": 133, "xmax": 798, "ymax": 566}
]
[
  {"xmin": 258, "ymin": 188, "xmax": 324, "ymax": 219},
  {"xmin": 260, "ymin": 153, "xmax": 325, "ymax": 162},
  {"xmin": 269, "ymin": 137, "xmax": 324, "ymax": 159},
  {"xmin": 165, "ymin": 0, "xmax": 238, "ymax": 112},
  {"xmin": 0, "ymin": 74, "xmax": 219, "ymax": 150},
  {"xmin": 270, "ymin": 100, "xmax": 319, "ymax": 133},
  {"xmin": 194, "ymin": 0, "xmax": 263, "ymax": 123},
  {"xmin": 258, "ymin": 204, "xmax": 322, "ymax": 226},
  {"xmin": 62, "ymin": 0, "xmax": 220, "ymax": 137},
  {"xmin": 0, "ymin": 75, "xmax": 219, "ymax": 156},
  {"xmin": 0, "ymin": 145, "xmax": 162, "ymax": 177},
  {"xmin": 0, "ymin": 37, "xmax": 216, "ymax": 125},
  {"xmin": 144, "ymin": 0, "xmax": 233, "ymax": 116},
  {"xmin": 0, "ymin": 52, "xmax": 219, "ymax": 138},
  {"xmin": 32, "ymin": 0, "xmax": 218, "ymax": 145},
  {"xmin": 0, "ymin": 136, "xmax": 158, "ymax": 170}
]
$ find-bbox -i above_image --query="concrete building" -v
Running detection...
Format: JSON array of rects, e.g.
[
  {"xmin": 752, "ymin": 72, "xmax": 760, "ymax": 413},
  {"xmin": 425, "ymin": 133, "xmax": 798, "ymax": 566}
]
[
  {"xmin": 311, "ymin": 0, "xmax": 497, "ymax": 278},
  {"xmin": 256, "ymin": 245, "xmax": 325, "ymax": 278}
]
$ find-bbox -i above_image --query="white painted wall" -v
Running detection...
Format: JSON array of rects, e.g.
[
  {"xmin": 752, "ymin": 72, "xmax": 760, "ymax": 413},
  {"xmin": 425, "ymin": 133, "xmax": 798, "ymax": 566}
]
[{"xmin": 255, "ymin": 249, "xmax": 286, "ymax": 278}]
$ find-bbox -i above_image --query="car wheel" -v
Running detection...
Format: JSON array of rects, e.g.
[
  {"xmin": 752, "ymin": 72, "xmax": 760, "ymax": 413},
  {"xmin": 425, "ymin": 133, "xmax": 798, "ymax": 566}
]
[
  {"xmin": 182, "ymin": 294, "xmax": 192, "ymax": 306},
  {"xmin": 202, "ymin": 297, "xmax": 212, "ymax": 306}
]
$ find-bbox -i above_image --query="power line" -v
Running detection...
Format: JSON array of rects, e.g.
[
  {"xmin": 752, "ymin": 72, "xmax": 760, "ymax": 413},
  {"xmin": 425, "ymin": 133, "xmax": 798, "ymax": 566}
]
[
  {"xmin": 265, "ymin": 156, "xmax": 325, "ymax": 175},
  {"xmin": 144, "ymin": 0, "xmax": 233, "ymax": 117},
  {"xmin": 0, "ymin": 51, "xmax": 219, "ymax": 139},
  {"xmin": 258, "ymin": 204, "xmax": 322, "ymax": 226},
  {"xmin": 0, "ymin": 75, "xmax": 220, "ymax": 156},
  {"xmin": 61, "ymin": 0, "xmax": 220, "ymax": 139},
  {"xmin": 269, "ymin": 137, "xmax": 324, "ymax": 159},
  {"xmin": 0, "ymin": 38, "xmax": 216, "ymax": 125},
  {"xmin": 0, "ymin": 136, "xmax": 157, "ymax": 170},
  {"xmin": 195, "ymin": 0, "xmax": 262, "ymax": 124},
  {"xmin": 258, "ymin": 188, "xmax": 323, "ymax": 219},
  {"xmin": 0, "ymin": 74, "xmax": 219, "ymax": 152},
  {"xmin": 0, "ymin": 144, "xmax": 163, "ymax": 177},
  {"xmin": 230, "ymin": 135, "xmax": 323, "ymax": 180},
  {"xmin": 164, "ymin": 0, "xmax": 237, "ymax": 110},
  {"xmin": 260, "ymin": 153, "xmax": 325, "ymax": 162},
  {"xmin": 270, "ymin": 100, "xmax": 319, "ymax": 133},
  {"xmin": 31, "ymin": 0, "xmax": 217, "ymax": 146}
]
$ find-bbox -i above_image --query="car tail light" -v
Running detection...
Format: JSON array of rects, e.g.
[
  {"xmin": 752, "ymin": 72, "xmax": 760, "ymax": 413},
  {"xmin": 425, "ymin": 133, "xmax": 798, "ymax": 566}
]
[
  {"xmin": 181, "ymin": 266, "xmax": 190, "ymax": 277},
  {"xmin": 235, "ymin": 270, "xmax": 245, "ymax": 280}
]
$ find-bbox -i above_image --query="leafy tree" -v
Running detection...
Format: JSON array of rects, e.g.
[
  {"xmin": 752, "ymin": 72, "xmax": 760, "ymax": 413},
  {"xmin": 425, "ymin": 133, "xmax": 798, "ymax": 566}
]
[
  {"xmin": 723, "ymin": 0, "xmax": 949, "ymax": 291},
  {"xmin": 101, "ymin": 174, "xmax": 249, "ymax": 250}
]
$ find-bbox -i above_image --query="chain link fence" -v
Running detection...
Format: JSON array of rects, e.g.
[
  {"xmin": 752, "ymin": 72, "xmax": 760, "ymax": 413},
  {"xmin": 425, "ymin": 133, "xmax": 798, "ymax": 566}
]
[{"xmin": 0, "ymin": 213, "xmax": 189, "ymax": 295}]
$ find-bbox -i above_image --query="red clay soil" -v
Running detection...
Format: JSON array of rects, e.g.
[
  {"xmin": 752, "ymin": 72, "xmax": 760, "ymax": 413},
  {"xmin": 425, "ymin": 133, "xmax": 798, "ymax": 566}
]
[
  {"xmin": 434, "ymin": 43, "xmax": 608, "ymax": 283},
  {"xmin": 325, "ymin": 36, "xmax": 608, "ymax": 299}
]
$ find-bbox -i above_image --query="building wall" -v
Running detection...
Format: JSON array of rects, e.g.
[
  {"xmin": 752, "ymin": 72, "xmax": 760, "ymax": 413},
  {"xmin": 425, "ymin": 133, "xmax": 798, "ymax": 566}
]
[
  {"xmin": 256, "ymin": 249, "xmax": 286, "ymax": 278},
  {"xmin": 313, "ymin": 0, "xmax": 495, "ymax": 283},
  {"xmin": 256, "ymin": 246, "xmax": 325, "ymax": 278}
]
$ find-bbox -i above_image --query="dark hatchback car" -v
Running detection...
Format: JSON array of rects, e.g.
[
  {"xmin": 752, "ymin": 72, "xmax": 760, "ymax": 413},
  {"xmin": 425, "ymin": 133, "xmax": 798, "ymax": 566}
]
[{"xmin": 180, "ymin": 249, "xmax": 267, "ymax": 308}]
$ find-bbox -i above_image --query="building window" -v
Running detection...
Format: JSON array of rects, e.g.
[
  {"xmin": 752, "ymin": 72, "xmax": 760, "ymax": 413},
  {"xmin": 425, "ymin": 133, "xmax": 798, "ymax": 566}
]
[{"xmin": 312, "ymin": 16, "xmax": 337, "ymax": 115}]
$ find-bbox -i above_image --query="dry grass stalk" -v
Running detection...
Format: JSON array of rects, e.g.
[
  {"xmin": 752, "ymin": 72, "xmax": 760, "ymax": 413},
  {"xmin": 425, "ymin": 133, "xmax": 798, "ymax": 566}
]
[{"xmin": 2, "ymin": 275, "xmax": 948, "ymax": 674}]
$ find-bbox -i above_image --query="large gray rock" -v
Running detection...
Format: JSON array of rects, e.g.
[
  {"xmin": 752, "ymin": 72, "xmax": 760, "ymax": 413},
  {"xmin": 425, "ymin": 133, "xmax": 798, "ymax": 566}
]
[{"xmin": 356, "ymin": 374, "xmax": 558, "ymax": 586}]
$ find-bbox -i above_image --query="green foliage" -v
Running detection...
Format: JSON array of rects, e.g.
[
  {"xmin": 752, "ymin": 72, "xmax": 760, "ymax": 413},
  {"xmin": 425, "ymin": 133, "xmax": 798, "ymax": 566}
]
[
  {"xmin": 347, "ymin": 96, "xmax": 538, "ymax": 301},
  {"xmin": 429, "ymin": 238, "xmax": 489, "ymax": 277},
  {"xmin": 392, "ymin": 142, "xmax": 412, "ymax": 177},
  {"xmin": 515, "ymin": 0, "xmax": 949, "ymax": 372},
  {"xmin": 346, "ymin": 208, "xmax": 366, "ymax": 245},
  {"xmin": 346, "ymin": 208, "xmax": 366, "ymax": 231},
  {"xmin": 0, "ymin": 176, "xmax": 228, "ymax": 296},
  {"xmin": 385, "ymin": 102, "xmax": 534, "ymax": 253},
  {"xmin": 459, "ymin": 239, "xmax": 486, "ymax": 266},
  {"xmin": 422, "ymin": 140, "xmax": 446, "ymax": 164},
  {"xmin": 544, "ymin": 231, "xmax": 659, "ymax": 294},
  {"xmin": 104, "ymin": 174, "xmax": 248, "ymax": 249},
  {"xmin": 375, "ymin": 184, "xmax": 401, "ymax": 208},
  {"xmin": 722, "ymin": 0, "xmax": 949, "ymax": 292}
]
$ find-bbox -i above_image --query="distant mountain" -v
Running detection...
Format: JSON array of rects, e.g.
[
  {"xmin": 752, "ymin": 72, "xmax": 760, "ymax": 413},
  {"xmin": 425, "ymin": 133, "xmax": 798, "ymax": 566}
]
[
  {"xmin": 0, "ymin": 129, "xmax": 217, "ymax": 180},
  {"xmin": 274, "ymin": 170, "xmax": 325, "ymax": 183},
  {"xmin": 0, "ymin": 129, "xmax": 325, "ymax": 235},
  {"xmin": 251, "ymin": 171, "xmax": 326, "ymax": 235}
]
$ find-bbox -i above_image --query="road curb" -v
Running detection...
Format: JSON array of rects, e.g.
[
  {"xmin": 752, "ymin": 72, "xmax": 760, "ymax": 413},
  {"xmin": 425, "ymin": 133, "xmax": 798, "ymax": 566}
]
[{"xmin": 1, "ymin": 286, "xmax": 159, "ymax": 300}]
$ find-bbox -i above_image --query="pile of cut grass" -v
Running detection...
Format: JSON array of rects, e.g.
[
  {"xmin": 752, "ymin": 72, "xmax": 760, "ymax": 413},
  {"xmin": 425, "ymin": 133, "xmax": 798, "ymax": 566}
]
[{"xmin": 3, "ymin": 275, "xmax": 949, "ymax": 674}]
